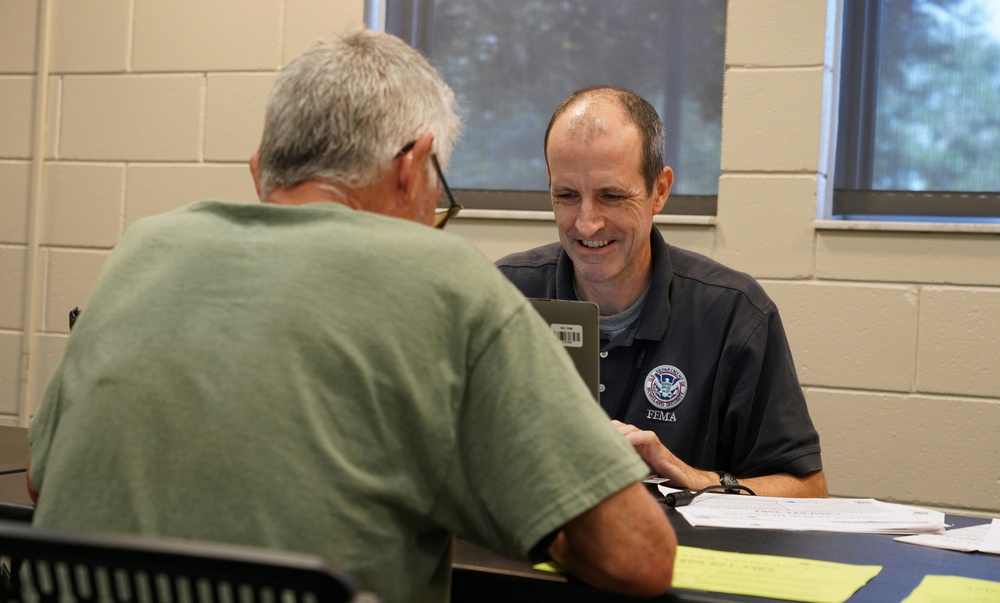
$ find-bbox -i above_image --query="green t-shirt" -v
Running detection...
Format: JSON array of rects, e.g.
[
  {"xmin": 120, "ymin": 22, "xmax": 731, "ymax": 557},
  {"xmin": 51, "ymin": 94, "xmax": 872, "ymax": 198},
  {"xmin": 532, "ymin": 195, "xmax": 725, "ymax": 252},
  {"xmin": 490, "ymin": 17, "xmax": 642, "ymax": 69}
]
[{"xmin": 29, "ymin": 201, "xmax": 648, "ymax": 603}]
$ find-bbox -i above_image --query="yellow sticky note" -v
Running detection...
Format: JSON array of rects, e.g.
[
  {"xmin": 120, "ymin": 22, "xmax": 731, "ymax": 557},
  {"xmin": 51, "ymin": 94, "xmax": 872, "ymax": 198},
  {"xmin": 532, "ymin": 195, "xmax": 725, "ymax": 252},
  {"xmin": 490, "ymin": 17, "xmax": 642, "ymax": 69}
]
[
  {"xmin": 902, "ymin": 575, "xmax": 1000, "ymax": 603},
  {"xmin": 673, "ymin": 546, "xmax": 881, "ymax": 603},
  {"xmin": 531, "ymin": 560, "xmax": 564, "ymax": 574}
]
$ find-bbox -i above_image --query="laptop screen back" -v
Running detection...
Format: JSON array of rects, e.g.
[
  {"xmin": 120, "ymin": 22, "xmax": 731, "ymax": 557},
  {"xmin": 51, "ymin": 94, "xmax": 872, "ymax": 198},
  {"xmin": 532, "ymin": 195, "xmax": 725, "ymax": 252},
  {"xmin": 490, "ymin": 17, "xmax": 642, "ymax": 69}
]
[{"xmin": 528, "ymin": 298, "xmax": 600, "ymax": 403}]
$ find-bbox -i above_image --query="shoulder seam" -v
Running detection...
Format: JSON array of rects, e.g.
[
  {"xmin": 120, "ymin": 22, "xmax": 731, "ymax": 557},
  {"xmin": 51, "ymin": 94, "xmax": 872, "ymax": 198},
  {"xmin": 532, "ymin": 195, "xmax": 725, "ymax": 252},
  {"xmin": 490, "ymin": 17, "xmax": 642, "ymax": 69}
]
[{"xmin": 671, "ymin": 268, "xmax": 776, "ymax": 315}]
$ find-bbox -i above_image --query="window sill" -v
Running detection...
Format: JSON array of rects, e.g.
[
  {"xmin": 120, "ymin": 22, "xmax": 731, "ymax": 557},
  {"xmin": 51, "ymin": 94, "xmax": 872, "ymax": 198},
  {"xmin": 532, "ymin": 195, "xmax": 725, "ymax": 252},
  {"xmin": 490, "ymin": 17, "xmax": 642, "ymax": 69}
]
[
  {"xmin": 816, "ymin": 219, "xmax": 1000, "ymax": 234},
  {"xmin": 457, "ymin": 209, "xmax": 716, "ymax": 226}
]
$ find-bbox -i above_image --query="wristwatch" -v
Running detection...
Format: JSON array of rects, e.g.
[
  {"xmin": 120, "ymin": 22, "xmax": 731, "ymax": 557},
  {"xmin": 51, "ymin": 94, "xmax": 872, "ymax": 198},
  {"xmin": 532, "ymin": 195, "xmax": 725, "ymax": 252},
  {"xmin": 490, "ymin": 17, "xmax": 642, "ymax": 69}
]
[{"xmin": 715, "ymin": 470, "xmax": 741, "ymax": 494}]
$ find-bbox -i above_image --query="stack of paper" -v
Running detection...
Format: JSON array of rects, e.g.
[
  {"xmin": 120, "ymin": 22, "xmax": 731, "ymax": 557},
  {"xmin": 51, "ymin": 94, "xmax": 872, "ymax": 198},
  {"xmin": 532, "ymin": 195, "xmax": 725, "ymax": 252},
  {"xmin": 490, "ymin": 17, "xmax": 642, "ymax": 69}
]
[
  {"xmin": 895, "ymin": 518, "xmax": 1000, "ymax": 553},
  {"xmin": 669, "ymin": 491, "xmax": 946, "ymax": 534}
]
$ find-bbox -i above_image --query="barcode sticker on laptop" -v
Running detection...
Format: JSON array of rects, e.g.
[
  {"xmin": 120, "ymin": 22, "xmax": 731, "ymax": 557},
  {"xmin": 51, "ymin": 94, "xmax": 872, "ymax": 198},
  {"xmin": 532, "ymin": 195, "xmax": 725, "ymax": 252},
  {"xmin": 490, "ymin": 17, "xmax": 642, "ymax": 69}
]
[{"xmin": 550, "ymin": 323, "xmax": 583, "ymax": 348}]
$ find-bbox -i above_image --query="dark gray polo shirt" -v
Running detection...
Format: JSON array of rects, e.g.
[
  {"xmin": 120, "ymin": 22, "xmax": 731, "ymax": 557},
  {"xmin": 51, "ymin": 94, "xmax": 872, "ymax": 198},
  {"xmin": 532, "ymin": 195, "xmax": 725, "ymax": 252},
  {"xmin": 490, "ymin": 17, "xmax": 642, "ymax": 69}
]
[{"xmin": 496, "ymin": 228, "xmax": 822, "ymax": 478}]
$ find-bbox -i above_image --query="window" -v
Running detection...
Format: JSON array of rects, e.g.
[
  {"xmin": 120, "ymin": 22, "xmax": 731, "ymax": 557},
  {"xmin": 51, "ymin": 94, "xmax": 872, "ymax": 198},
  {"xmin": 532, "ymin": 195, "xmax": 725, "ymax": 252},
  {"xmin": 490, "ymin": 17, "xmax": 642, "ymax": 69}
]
[
  {"xmin": 370, "ymin": 0, "xmax": 726, "ymax": 216},
  {"xmin": 834, "ymin": 0, "xmax": 1000, "ymax": 221}
]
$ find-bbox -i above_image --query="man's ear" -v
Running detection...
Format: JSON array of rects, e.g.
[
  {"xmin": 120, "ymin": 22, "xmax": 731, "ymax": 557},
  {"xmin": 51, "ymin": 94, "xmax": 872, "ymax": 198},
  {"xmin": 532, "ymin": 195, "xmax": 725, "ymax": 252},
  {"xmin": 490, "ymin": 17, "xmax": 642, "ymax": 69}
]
[
  {"xmin": 249, "ymin": 148, "xmax": 263, "ymax": 199},
  {"xmin": 651, "ymin": 165, "xmax": 674, "ymax": 214},
  {"xmin": 396, "ymin": 132, "xmax": 435, "ymax": 206}
]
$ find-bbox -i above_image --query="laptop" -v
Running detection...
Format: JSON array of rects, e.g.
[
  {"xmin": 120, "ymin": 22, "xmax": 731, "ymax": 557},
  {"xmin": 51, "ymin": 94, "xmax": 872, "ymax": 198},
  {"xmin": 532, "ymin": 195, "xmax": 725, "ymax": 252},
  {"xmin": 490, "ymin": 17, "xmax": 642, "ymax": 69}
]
[{"xmin": 528, "ymin": 298, "xmax": 601, "ymax": 402}]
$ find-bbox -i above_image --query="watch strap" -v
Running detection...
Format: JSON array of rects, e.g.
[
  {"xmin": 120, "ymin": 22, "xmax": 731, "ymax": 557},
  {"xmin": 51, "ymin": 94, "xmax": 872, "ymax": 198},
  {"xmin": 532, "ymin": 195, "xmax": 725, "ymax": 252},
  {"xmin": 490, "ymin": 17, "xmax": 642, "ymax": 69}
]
[{"xmin": 715, "ymin": 470, "xmax": 741, "ymax": 494}]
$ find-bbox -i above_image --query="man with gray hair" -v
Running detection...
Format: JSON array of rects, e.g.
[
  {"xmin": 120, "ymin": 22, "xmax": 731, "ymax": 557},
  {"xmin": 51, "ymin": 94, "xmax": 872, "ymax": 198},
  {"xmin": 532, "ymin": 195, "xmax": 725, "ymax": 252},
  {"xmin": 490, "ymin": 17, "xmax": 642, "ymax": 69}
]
[{"xmin": 27, "ymin": 31, "xmax": 675, "ymax": 602}]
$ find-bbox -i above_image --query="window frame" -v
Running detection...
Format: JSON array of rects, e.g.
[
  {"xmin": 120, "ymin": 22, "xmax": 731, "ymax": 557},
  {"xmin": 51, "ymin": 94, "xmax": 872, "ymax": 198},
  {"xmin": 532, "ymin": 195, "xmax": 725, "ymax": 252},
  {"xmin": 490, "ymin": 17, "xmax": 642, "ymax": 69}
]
[
  {"xmin": 367, "ymin": 0, "xmax": 720, "ymax": 220},
  {"xmin": 832, "ymin": 0, "xmax": 1000, "ymax": 221}
]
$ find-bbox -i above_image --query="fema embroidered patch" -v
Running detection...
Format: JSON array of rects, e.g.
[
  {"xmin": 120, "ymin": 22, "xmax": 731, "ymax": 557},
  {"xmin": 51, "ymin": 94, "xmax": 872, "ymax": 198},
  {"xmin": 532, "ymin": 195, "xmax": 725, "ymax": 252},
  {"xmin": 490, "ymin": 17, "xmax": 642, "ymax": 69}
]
[{"xmin": 644, "ymin": 365, "xmax": 688, "ymax": 410}]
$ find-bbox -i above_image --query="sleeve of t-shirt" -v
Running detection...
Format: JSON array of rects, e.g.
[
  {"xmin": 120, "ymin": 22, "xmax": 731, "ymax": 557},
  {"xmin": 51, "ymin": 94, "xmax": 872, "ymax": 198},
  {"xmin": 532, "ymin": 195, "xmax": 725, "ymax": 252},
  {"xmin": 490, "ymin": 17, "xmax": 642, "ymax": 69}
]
[{"xmin": 433, "ymin": 301, "xmax": 648, "ymax": 560}]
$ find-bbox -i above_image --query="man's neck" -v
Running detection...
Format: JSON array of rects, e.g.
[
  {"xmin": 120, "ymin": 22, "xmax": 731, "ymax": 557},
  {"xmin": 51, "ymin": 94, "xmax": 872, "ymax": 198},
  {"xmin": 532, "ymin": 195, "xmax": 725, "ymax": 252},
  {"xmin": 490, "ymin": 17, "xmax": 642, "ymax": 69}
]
[
  {"xmin": 265, "ymin": 180, "xmax": 358, "ymax": 207},
  {"xmin": 575, "ymin": 271, "xmax": 652, "ymax": 316}
]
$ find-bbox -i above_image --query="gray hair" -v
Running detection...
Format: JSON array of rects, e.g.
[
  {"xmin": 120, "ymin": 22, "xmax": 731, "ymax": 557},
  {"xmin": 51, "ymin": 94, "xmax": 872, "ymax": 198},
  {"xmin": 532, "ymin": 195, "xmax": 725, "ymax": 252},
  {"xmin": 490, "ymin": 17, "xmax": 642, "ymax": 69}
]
[{"xmin": 257, "ymin": 29, "xmax": 461, "ymax": 199}]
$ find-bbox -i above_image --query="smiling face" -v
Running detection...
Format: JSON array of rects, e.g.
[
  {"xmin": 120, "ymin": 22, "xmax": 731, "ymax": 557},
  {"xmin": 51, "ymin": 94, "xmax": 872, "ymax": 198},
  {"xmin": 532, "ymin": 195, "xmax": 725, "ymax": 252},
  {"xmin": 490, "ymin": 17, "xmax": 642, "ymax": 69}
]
[{"xmin": 546, "ymin": 99, "xmax": 672, "ymax": 313}]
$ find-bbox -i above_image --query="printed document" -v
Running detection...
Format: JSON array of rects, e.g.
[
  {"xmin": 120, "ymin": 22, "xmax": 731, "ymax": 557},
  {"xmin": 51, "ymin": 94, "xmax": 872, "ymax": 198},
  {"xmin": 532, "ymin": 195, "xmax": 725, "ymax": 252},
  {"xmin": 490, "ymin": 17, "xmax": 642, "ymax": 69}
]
[
  {"xmin": 668, "ymin": 491, "xmax": 946, "ymax": 534},
  {"xmin": 896, "ymin": 518, "xmax": 1000, "ymax": 553}
]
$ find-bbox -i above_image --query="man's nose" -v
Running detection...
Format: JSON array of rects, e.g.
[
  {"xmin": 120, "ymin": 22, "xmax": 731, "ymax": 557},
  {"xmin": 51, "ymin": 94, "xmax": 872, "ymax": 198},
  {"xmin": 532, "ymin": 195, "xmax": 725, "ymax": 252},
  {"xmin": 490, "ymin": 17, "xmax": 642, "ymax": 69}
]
[{"xmin": 576, "ymin": 197, "xmax": 605, "ymax": 236}]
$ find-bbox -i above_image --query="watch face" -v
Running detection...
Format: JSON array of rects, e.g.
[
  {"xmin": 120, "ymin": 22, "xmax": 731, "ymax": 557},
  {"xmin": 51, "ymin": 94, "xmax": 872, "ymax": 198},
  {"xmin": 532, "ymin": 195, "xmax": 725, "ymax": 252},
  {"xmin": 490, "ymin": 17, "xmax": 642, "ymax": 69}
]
[{"xmin": 717, "ymin": 471, "xmax": 740, "ymax": 493}]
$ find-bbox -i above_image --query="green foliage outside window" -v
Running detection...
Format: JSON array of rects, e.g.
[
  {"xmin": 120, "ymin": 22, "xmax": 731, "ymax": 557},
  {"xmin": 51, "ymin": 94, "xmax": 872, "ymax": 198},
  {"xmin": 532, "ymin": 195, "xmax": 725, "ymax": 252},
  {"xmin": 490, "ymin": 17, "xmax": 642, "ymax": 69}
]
[
  {"xmin": 871, "ymin": 0, "xmax": 1000, "ymax": 192},
  {"xmin": 390, "ymin": 0, "xmax": 726, "ymax": 196}
]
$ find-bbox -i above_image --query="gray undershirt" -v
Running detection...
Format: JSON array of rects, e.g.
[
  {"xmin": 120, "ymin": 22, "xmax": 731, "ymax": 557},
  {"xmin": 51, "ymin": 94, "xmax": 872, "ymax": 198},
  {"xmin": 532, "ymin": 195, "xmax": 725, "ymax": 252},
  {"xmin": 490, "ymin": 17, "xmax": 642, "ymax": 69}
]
[{"xmin": 597, "ymin": 285, "xmax": 650, "ymax": 342}]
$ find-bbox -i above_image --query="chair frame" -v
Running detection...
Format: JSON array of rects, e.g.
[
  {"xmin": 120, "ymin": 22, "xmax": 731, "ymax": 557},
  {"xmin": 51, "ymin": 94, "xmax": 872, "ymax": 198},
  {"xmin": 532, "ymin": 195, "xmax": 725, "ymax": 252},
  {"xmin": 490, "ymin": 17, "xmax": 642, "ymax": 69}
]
[{"xmin": 0, "ymin": 520, "xmax": 357, "ymax": 603}]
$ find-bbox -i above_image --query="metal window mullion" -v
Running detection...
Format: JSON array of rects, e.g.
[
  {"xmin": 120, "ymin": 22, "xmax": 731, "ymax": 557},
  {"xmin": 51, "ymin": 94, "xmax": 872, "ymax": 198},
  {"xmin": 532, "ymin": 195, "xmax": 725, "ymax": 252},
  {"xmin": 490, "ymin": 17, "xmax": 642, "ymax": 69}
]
[{"xmin": 835, "ymin": 0, "xmax": 883, "ymax": 191}]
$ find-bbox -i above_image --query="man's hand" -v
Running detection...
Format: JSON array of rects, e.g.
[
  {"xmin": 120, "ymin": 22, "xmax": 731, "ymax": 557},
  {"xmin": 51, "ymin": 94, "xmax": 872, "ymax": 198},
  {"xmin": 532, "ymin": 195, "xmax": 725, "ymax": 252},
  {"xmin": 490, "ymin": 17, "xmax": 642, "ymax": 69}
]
[
  {"xmin": 26, "ymin": 455, "xmax": 39, "ymax": 503},
  {"xmin": 611, "ymin": 420, "xmax": 829, "ymax": 497},
  {"xmin": 612, "ymin": 420, "xmax": 717, "ymax": 490}
]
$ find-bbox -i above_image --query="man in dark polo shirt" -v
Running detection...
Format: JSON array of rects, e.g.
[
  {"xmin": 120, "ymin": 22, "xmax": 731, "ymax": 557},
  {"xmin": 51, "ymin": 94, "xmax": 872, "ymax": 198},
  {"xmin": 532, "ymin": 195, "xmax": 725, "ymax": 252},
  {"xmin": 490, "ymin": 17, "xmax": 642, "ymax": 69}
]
[{"xmin": 497, "ymin": 86, "xmax": 827, "ymax": 497}]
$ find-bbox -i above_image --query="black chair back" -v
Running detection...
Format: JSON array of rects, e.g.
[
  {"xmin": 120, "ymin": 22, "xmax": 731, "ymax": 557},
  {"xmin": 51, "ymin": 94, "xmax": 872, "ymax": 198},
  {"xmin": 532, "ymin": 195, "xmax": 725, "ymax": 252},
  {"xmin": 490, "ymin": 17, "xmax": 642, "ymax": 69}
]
[
  {"xmin": 0, "ymin": 521, "xmax": 363, "ymax": 603},
  {"xmin": 0, "ymin": 505, "xmax": 33, "ymax": 525}
]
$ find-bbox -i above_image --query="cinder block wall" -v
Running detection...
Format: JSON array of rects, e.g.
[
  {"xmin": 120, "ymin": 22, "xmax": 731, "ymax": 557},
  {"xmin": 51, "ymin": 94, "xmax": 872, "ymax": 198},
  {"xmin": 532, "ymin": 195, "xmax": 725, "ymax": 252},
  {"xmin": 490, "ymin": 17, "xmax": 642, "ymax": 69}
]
[
  {"xmin": 3, "ymin": 0, "xmax": 998, "ymax": 514},
  {"xmin": 1, "ymin": 0, "xmax": 363, "ymax": 422}
]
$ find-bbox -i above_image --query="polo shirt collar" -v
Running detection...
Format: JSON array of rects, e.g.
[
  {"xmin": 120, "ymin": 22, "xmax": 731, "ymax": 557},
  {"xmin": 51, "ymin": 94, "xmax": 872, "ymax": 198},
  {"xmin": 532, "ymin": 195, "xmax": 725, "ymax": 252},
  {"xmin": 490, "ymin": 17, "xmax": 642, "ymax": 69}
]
[{"xmin": 554, "ymin": 228, "xmax": 673, "ymax": 341}]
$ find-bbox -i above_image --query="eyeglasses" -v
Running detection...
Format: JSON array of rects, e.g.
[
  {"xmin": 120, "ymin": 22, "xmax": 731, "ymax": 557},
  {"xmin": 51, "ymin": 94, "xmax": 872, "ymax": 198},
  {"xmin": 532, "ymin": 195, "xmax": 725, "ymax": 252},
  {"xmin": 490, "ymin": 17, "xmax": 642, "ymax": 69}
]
[
  {"xmin": 396, "ymin": 141, "xmax": 463, "ymax": 230},
  {"xmin": 429, "ymin": 154, "xmax": 462, "ymax": 229}
]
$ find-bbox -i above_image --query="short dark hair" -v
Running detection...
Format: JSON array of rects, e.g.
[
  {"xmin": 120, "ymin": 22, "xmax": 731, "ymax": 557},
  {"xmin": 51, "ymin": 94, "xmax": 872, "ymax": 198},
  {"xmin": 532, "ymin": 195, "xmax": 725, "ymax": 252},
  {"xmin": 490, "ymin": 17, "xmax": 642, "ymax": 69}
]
[{"xmin": 543, "ymin": 86, "xmax": 665, "ymax": 194}]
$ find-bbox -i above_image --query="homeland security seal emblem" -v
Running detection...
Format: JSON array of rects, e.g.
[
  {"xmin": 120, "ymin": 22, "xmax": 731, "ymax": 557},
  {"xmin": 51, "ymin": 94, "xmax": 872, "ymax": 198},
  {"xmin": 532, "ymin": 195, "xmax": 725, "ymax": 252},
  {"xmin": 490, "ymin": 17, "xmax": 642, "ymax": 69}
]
[{"xmin": 644, "ymin": 365, "xmax": 688, "ymax": 410}]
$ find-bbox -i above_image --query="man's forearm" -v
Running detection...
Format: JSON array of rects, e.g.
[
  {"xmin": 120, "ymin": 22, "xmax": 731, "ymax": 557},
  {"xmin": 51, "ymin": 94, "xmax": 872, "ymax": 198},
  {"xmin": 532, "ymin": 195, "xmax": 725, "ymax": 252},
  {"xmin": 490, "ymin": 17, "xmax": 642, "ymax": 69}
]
[
  {"xmin": 551, "ymin": 482, "xmax": 676, "ymax": 597},
  {"xmin": 613, "ymin": 420, "xmax": 827, "ymax": 498},
  {"xmin": 737, "ymin": 470, "xmax": 827, "ymax": 498},
  {"xmin": 654, "ymin": 459, "xmax": 827, "ymax": 498}
]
